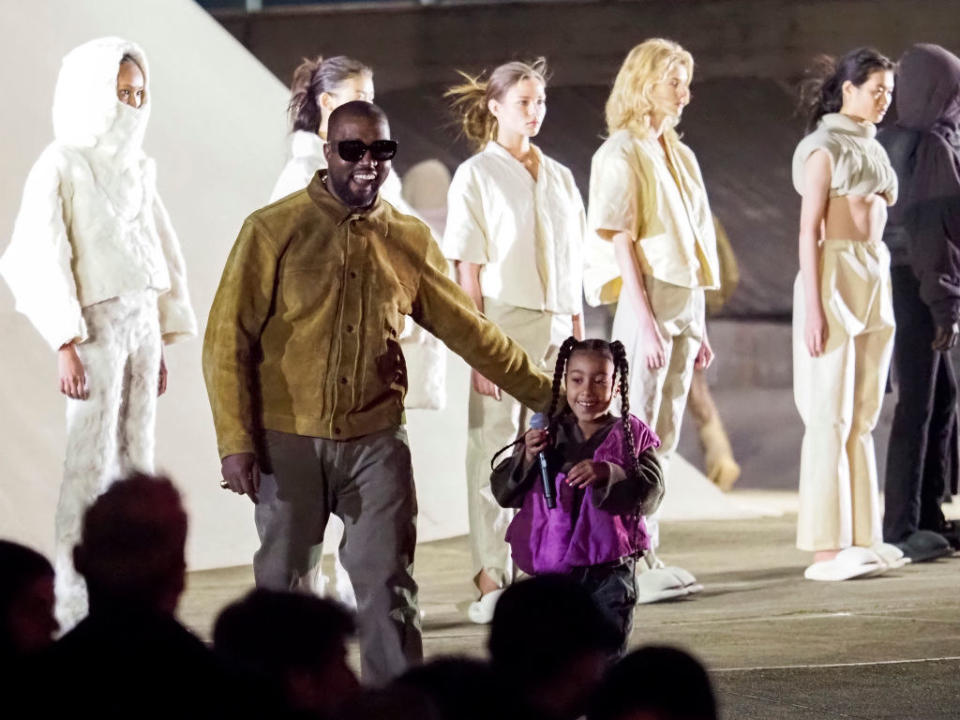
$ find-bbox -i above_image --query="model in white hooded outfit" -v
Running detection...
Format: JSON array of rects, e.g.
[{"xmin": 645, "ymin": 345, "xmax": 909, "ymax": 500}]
[{"xmin": 0, "ymin": 37, "xmax": 197, "ymax": 628}]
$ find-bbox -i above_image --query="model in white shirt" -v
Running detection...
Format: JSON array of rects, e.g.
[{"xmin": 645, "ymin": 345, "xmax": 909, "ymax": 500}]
[
  {"xmin": 270, "ymin": 55, "xmax": 447, "ymax": 610},
  {"xmin": 443, "ymin": 59, "xmax": 585, "ymax": 623},
  {"xmin": 0, "ymin": 38, "xmax": 197, "ymax": 629}
]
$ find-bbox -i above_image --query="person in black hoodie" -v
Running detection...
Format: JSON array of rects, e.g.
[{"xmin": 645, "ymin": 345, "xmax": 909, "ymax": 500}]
[
  {"xmin": 16, "ymin": 474, "xmax": 260, "ymax": 718},
  {"xmin": 879, "ymin": 43, "xmax": 960, "ymax": 560}
]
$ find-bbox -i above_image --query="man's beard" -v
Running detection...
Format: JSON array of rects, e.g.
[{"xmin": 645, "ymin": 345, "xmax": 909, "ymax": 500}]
[{"xmin": 328, "ymin": 168, "xmax": 381, "ymax": 209}]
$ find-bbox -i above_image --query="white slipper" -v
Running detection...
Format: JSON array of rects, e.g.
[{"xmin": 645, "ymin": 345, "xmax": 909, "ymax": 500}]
[
  {"xmin": 870, "ymin": 542, "xmax": 909, "ymax": 572},
  {"xmin": 804, "ymin": 547, "xmax": 885, "ymax": 581},
  {"xmin": 467, "ymin": 588, "xmax": 504, "ymax": 624},
  {"xmin": 665, "ymin": 565, "xmax": 704, "ymax": 595},
  {"xmin": 636, "ymin": 567, "xmax": 689, "ymax": 604}
]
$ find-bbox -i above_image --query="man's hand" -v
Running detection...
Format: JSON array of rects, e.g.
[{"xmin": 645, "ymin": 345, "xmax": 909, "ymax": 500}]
[
  {"xmin": 58, "ymin": 343, "xmax": 88, "ymax": 400},
  {"xmin": 565, "ymin": 460, "xmax": 610, "ymax": 489},
  {"xmin": 932, "ymin": 323, "xmax": 960, "ymax": 352},
  {"xmin": 472, "ymin": 368, "xmax": 502, "ymax": 400},
  {"xmin": 221, "ymin": 452, "xmax": 261, "ymax": 503}
]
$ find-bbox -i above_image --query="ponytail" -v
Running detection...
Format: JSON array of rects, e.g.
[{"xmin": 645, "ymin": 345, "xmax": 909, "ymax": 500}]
[
  {"xmin": 445, "ymin": 58, "xmax": 548, "ymax": 153},
  {"xmin": 287, "ymin": 55, "xmax": 372, "ymax": 133},
  {"xmin": 798, "ymin": 47, "xmax": 894, "ymax": 133}
]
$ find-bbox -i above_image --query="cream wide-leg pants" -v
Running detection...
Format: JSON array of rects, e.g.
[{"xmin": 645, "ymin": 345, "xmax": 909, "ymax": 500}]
[
  {"xmin": 793, "ymin": 240, "xmax": 895, "ymax": 552},
  {"xmin": 466, "ymin": 298, "xmax": 572, "ymax": 588},
  {"xmin": 613, "ymin": 276, "xmax": 705, "ymax": 549},
  {"xmin": 55, "ymin": 292, "xmax": 161, "ymax": 629}
]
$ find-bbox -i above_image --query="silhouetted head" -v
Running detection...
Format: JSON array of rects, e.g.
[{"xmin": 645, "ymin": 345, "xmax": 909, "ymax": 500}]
[
  {"xmin": 489, "ymin": 575, "xmax": 622, "ymax": 719},
  {"xmin": 73, "ymin": 473, "xmax": 187, "ymax": 614},
  {"xmin": 397, "ymin": 657, "xmax": 504, "ymax": 720},
  {"xmin": 589, "ymin": 645, "xmax": 718, "ymax": 720},
  {"xmin": 330, "ymin": 686, "xmax": 442, "ymax": 720},
  {"xmin": 323, "ymin": 100, "xmax": 394, "ymax": 210},
  {"xmin": 0, "ymin": 540, "xmax": 57, "ymax": 658},
  {"xmin": 214, "ymin": 589, "xmax": 359, "ymax": 716}
]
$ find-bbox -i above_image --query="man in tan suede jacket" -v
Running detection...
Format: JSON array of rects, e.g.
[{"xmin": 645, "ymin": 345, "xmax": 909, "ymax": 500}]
[{"xmin": 203, "ymin": 102, "xmax": 552, "ymax": 684}]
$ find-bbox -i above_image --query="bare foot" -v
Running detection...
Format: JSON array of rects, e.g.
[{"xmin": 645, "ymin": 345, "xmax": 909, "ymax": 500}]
[
  {"xmin": 475, "ymin": 569, "xmax": 501, "ymax": 597},
  {"xmin": 813, "ymin": 550, "xmax": 840, "ymax": 564}
]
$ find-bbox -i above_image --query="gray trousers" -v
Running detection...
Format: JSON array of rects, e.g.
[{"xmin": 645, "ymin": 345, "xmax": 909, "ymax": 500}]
[{"xmin": 254, "ymin": 426, "xmax": 422, "ymax": 684}]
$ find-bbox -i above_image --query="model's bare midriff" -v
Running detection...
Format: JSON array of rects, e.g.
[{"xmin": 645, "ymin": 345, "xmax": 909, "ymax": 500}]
[{"xmin": 823, "ymin": 193, "xmax": 888, "ymax": 244}]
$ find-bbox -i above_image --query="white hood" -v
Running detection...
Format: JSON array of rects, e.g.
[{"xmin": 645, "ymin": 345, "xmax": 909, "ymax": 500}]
[{"xmin": 52, "ymin": 36, "xmax": 150, "ymax": 157}]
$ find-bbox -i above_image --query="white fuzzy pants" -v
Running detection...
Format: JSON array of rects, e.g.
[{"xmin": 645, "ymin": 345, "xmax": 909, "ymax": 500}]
[
  {"xmin": 793, "ymin": 240, "xmax": 894, "ymax": 552},
  {"xmin": 613, "ymin": 276, "xmax": 705, "ymax": 549},
  {"xmin": 466, "ymin": 298, "xmax": 571, "ymax": 588},
  {"xmin": 55, "ymin": 292, "xmax": 161, "ymax": 629}
]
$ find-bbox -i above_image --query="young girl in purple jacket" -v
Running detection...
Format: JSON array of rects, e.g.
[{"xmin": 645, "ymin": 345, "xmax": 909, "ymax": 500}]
[{"xmin": 491, "ymin": 338, "xmax": 664, "ymax": 648}]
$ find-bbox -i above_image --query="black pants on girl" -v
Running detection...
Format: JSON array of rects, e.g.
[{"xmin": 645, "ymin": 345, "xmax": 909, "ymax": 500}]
[{"xmin": 567, "ymin": 557, "xmax": 637, "ymax": 655}]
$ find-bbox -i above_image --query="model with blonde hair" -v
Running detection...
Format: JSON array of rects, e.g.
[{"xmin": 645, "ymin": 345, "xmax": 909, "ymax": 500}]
[
  {"xmin": 271, "ymin": 55, "xmax": 448, "ymax": 608},
  {"xmin": 444, "ymin": 59, "xmax": 586, "ymax": 622},
  {"xmin": 585, "ymin": 39, "xmax": 719, "ymax": 603},
  {"xmin": 792, "ymin": 48, "xmax": 907, "ymax": 580}
]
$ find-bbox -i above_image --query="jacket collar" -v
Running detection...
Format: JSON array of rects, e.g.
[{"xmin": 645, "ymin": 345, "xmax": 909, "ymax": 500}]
[{"xmin": 483, "ymin": 140, "xmax": 545, "ymax": 175}]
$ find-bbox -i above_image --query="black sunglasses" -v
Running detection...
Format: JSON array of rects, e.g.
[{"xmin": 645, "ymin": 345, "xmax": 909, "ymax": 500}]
[{"xmin": 336, "ymin": 139, "xmax": 398, "ymax": 163}]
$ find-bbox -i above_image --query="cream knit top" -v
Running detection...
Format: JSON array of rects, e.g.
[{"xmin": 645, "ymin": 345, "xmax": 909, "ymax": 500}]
[{"xmin": 792, "ymin": 113, "xmax": 898, "ymax": 205}]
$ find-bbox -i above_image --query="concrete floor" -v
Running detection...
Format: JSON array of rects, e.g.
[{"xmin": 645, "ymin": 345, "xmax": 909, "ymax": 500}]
[{"xmin": 179, "ymin": 494, "xmax": 960, "ymax": 720}]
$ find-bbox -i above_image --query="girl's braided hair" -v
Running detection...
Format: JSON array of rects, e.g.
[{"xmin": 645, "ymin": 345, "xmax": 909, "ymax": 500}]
[
  {"xmin": 489, "ymin": 337, "xmax": 644, "ymax": 485},
  {"xmin": 547, "ymin": 338, "xmax": 644, "ymax": 487}
]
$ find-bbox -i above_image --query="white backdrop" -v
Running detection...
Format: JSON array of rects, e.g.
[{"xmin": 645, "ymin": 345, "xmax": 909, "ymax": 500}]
[{"xmin": 0, "ymin": 0, "xmax": 471, "ymax": 570}]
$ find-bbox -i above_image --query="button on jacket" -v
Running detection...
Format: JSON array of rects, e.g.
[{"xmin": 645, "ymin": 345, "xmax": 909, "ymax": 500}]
[{"xmin": 203, "ymin": 171, "xmax": 553, "ymax": 458}]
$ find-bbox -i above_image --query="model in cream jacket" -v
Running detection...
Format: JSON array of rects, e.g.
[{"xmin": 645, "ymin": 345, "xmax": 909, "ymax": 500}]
[{"xmin": 0, "ymin": 37, "xmax": 197, "ymax": 628}]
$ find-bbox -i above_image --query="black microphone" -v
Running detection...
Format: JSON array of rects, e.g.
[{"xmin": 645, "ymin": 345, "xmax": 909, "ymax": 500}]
[{"xmin": 530, "ymin": 412, "xmax": 556, "ymax": 509}]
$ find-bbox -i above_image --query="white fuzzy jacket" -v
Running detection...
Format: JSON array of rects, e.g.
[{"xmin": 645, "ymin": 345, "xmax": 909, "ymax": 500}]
[{"xmin": 0, "ymin": 37, "xmax": 196, "ymax": 351}]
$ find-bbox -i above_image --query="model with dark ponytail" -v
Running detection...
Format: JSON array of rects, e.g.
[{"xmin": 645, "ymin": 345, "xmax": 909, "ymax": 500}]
[
  {"xmin": 271, "ymin": 55, "xmax": 373, "ymax": 201},
  {"xmin": 798, "ymin": 49, "xmax": 895, "ymax": 133},
  {"xmin": 287, "ymin": 55, "xmax": 372, "ymax": 134},
  {"xmin": 791, "ymin": 47, "xmax": 905, "ymax": 581},
  {"xmin": 490, "ymin": 337, "xmax": 664, "ymax": 648}
]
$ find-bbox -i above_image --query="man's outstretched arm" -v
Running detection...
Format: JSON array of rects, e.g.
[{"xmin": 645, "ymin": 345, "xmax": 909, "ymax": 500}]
[{"xmin": 411, "ymin": 238, "xmax": 553, "ymax": 411}]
